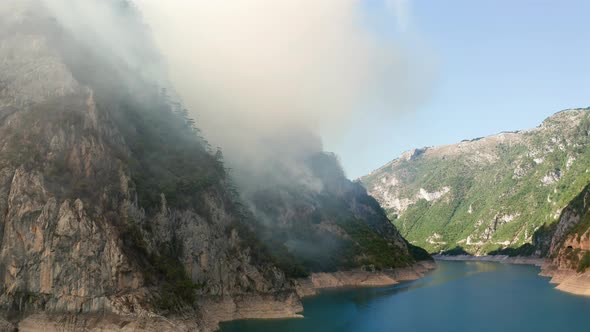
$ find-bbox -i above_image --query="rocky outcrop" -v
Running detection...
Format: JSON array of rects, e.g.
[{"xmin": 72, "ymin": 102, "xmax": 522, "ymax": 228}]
[
  {"xmin": 0, "ymin": 0, "xmax": 293, "ymax": 328},
  {"xmin": 295, "ymin": 260, "xmax": 436, "ymax": 297},
  {"xmin": 0, "ymin": 76, "xmax": 294, "ymax": 328},
  {"xmin": 8, "ymin": 261, "xmax": 436, "ymax": 332},
  {"xmin": 540, "ymin": 269, "xmax": 590, "ymax": 296},
  {"xmin": 540, "ymin": 232, "xmax": 590, "ymax": 296},
  {"xmin": 197, "ymin": 292, "xmax": 304, "ymax": 332},
  {"xmin": 536, "ymin": 183, "xmax": 590, "ymax": 296}
]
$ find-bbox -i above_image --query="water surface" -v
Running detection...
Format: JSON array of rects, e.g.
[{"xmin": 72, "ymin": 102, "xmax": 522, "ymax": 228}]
[{"xmin": 220, "ymin": 261, "xmax": 590, "ymax": 332}]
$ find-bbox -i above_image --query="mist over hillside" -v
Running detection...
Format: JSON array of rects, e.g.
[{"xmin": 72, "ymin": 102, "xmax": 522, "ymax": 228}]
[
  {"xmin": 0, "ymin": 1, "xmax": 433, "ymax": 330},
  {"xmin": 135, "ymin": 0, "xmax": 435, "ymax": 187}
]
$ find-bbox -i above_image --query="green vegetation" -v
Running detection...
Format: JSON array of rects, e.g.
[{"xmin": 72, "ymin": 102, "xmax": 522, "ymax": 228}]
[
  {"xmin": 571, "ymin": 205, "xmax": 590, "ymax": 242},
  {"xmin": 228, "ymin": 219, "xmax": 310, "ymax": 279},
  {"xmin": 37, "ymin": 13, "xmax": 234, "ymax": 310},
  {"xmin": 242, "ymin": 153, "xmax": 427, "ymax": 276},
  {"xmin": 100, "ymin": 83, "xmax": 228, "ymax": 211},
  {"xmin": 488, "ymin": 243, "xmax": 536, "ymax": 257},
  {"xmin": 564, "ymin": 247, "xmax": 582, "ymax": 268},
  {"xmin": 362, "ymin": 109, "xmax": 590, "ymax": 254},
  {"xmin": 407, "ymin": 243, "xmax": 432, "ymax": 261},
  {"xmin": 118, "ymin": 218, "xmax": 202, "ymax": 311},
  {"xmin": 577, "ymin": 251, "xmax": 590, "ymax": 273},
  {"xmin": 439, "ymin": 246, "xmax": 470, "ymax": 256},
  {"xmin": 340, "ymin": 219, "xmax": 413, "ymax": 269},
  {"xmin": 152, "ymin": 253, "xmax": 203, "ymax": 311}
]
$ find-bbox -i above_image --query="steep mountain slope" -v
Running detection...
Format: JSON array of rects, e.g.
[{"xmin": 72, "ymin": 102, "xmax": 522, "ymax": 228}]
[
  {"xmin": 536, "ymin": 182, "xmax": 590, "ymax": 295},
  {"xmin": 0, "ymin": 1, "xmax": 429, "ymax": 330},
  {"xmin": 245, "ymin": 152, "xmax": 429, "ymax": 276},
  {"xmin": 0, "ymin": 0, "xmax": 294, "ymax": 323},
  {"xmin": 362, "ymin": 108, "xmax": 590, "ymax": 254}
]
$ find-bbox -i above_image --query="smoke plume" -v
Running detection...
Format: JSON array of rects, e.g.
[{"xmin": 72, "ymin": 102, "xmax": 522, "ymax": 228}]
[
  {"xmin": 39, "ymin": 0, "xmax": 434, "ymax": 191},
  {"xmin": 135, "ymin": 0, "xmax": 433, "ymax": 183}
]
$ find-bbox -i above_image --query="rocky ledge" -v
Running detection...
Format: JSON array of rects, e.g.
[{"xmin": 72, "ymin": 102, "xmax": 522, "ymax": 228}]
[
  {"xmin": 540, "ymin": 267, "xmax": 590, "ymax": 297},
  {"xmin": 295, "ymin": 261, "xmax": 436, "ymax": 297}
]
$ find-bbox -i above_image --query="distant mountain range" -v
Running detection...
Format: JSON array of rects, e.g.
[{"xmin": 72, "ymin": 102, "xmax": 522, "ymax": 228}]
[{"xmin": 362, "ymin": 108, "xmax": 590, "ymax": 255}]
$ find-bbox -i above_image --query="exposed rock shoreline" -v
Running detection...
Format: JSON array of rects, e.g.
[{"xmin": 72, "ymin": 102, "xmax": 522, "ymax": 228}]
[
  {"xmin": 539, "ymin": 266, "xmax": 590, "ymax": 297},
  {"xmin": 200, "ymin": 260, "xmax": 436, "ymax": 331},
  {"xmin": 434, "ymin": 255, "xmax": 590, "ymax": 297},
  {"xmin": 2, "ymin": 261, "xmax": 436, "ymax": 332},
  {"xmin": 295, "ymin": 260, "xmax": 436, "ymax": 297}
]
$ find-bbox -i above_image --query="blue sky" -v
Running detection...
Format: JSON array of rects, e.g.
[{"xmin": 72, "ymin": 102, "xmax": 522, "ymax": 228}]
[{"xmin": 328, "ymin": 0, "xmax": 590, "ymax": 179}]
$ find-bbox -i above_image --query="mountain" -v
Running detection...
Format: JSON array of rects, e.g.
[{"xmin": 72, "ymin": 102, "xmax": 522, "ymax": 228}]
[
  {"xmin": 0, "ymin": 0, "xmax": 291, "ymax": 326},
  {"xmin": 361, "ymin": 108, "xmax": 590, "ymax": 254},
  {"xmin": 0, "ymin": 1, "xmax": 429, "ymax": 330},
  {"xmin": 243, "ymin": 152, "xmax": 430, "ymax": 277}
]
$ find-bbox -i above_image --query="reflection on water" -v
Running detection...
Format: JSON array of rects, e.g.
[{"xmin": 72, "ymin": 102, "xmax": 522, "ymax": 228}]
[
  {"xmin": 220, "ymin": 261, "xmax": 590, "ymax": 332},
  {"xmin": 349, "ymin": 260, "xmax": 501, "ymax": 307},
  {"xmin": 466, "ymin": 260, "xmax": 500, "ymax": 272}
]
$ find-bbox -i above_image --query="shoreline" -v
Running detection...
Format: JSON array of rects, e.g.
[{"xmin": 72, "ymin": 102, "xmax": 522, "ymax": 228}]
[
  {"xmin": 294, "ymin": 260, "xmax": 437, "ymax": 297},
  {"xmin": 433, "ymin": 254, "xmax": 547, "ymax": 266},
  {"xmin": 10, "ymin": 261, "xmax": 437, "ymax": 332},
  {"xmin": 539, "ymin": 266, "xmax": 590, "ymax": 297},
  {"xmin": 434, "ymin": 255, "xmax": 590, "ymax": 297},
  {"xmin": 204, "ymin": 260, "xmax": 437, "ymax": 331}
]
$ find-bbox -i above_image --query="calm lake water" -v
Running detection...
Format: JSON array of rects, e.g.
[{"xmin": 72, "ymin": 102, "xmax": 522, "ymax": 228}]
[{"xmin": 220, "ymin": 260, "xmax": 590, "ymax": 332}]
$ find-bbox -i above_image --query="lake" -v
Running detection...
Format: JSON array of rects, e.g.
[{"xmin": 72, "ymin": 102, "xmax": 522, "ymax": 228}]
[{"xmin": 220, "ymin": 260, "xmax": 590, "ymax": 332}]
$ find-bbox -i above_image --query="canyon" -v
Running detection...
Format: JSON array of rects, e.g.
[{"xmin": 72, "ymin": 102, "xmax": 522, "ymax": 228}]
[{"xmin": 0, "ymin": 1, "xmax": 432, "ymax": 330}]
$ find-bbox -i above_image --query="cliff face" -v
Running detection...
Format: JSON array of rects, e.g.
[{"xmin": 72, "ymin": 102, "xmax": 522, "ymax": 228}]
[
  {"xmin": 0, "ymin": 0, "xmax": 292, "ymax": 325},
  {"xmin": 0, "ymin": 0, "xmax": 430, "ymax": 330},
  {"xmin": 362, "ymin": 108, "xmax": 590, "ymax": 254},
  {"xmin": 539, "ymin": 183, "xmax": 590, "ymax": 296}
]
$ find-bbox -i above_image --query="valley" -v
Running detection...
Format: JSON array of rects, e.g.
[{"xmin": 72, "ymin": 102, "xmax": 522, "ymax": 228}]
[
  {"xmin": 1, "ymin": 0, "xmax": 589, "ymax": 331},
  {"xmin": 362, "ymin": 109, "xmax": 590, "ymax": 255}
]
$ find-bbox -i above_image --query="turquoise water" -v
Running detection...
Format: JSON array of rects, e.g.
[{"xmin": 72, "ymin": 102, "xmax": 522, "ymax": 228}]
[{"xmin": 220, "ymin": 261, "xmax": 590, "ymax": 332}]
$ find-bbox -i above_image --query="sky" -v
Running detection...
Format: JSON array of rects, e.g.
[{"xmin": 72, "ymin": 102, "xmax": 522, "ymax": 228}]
[{"xmin": 331, "ymin": 0, "xmax": 590, "ymax": 179}]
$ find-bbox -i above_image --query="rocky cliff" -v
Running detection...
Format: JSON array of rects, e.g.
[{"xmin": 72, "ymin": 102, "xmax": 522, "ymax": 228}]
[
  {"xmin": 362, "ymin": 108, "xmax": 590, "ymax": 254},
  {"xmin": 0, "ymin": 1, "xmax": 430, "ymax": 330},
  {"xmin": 538, "ymin": 183, "xmax": 590, "ymax": 296},
  {"xmin": 0, "ymin": 0, "xmax": 295, "ymax": 324}
]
